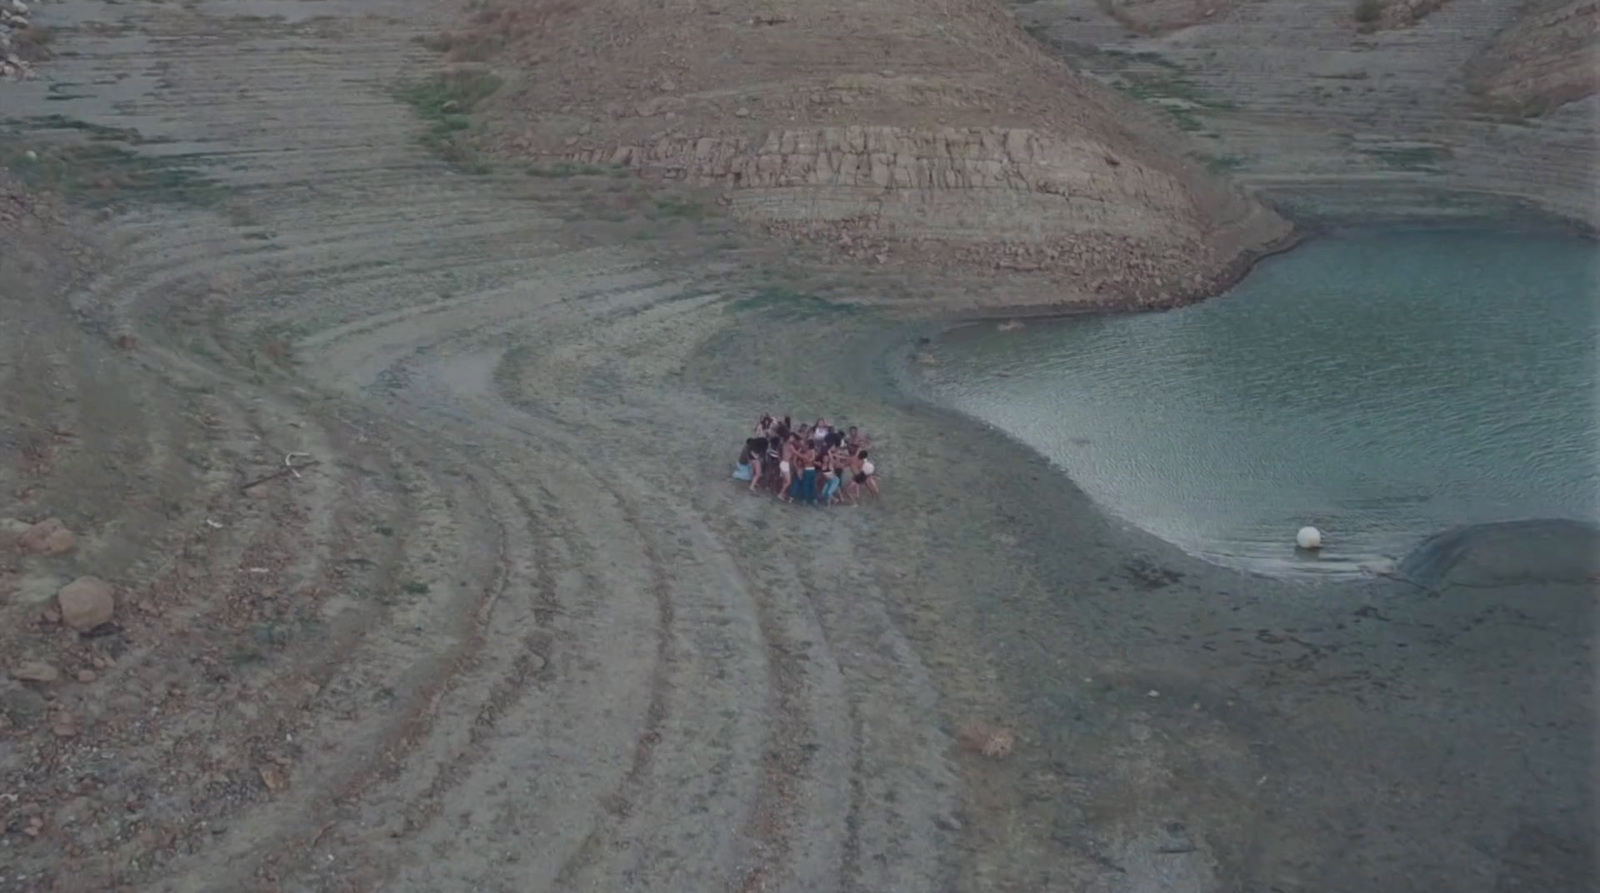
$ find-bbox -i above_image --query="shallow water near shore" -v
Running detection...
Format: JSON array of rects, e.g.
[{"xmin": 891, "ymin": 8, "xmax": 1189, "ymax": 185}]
[{"xmin": 923, "ymin": 229, "xmax": 1600, "ymax": 578}]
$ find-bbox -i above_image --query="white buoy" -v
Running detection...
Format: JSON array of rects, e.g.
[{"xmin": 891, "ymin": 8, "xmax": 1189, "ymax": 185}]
[{"xmin": 1296, "ymin": 526, "xmax": 1323, "ymax": 550}]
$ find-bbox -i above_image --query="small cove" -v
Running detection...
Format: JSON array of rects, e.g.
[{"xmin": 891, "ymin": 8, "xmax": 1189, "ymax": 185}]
[{"xmin": 920, "ymin": 228, "xmax": 1600, "ymax": 578}]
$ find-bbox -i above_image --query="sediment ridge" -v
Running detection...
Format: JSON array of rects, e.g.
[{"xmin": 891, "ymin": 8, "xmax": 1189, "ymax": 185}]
[{"xmin": 471, "ymin": 0, "xmax": 1292, "ymax": 307}]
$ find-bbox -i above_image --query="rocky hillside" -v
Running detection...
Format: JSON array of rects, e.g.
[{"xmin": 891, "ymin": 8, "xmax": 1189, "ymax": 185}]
[
  {"xmin": 448, "ymin": 0, "xmax": 1291, "ymax": 307},
  {"xmin": 1466, "ymin": 0, "xmax": 1598, "ymax": 115},
  {"xmin": 1017, "ymin": 0, "xmax": 1598, "ymax": 230}
]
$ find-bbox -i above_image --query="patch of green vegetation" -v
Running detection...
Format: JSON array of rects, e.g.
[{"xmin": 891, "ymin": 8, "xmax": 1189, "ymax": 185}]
[
  {"xmin": 374, "ymin": 524, "xmax": 395, "ymax": 536},
  {"xmin": 0, "ymin": 131, "xmax": 228, "ymax": 208},
  {"xmin": 1101, "ymin": 48, "xmax": 1184, "ymax": 71},
  {"xmin": 45, "ymin": 82, "xmax": 94, "ymax": 102},
  {"xmin": 1119, "ymin": 73, "xmax": 1237, "ymax": 110},
  {"xmin": 250, "ymin": 621, "xmax": 290, "ymax": 648},
  {"xmin": 1165, "ymin": 107, "xmax": 1205, "ymax": 132},
  {"xmin": 395, "ymin": 69, "xmax": 502, "ymax": 173},
  {"xmin": 648, "ymin": 196, "xmax": 710, "ymax": 220},
  {"xmin": 8, "ymin": 113, "xmax": 147, "ymax": 143},
  {"xmin": 525, "ymin": 161, "xmax": 611, "ymax": 178},
  {"xmin": 728, "ymin": 287, "xmax": 860, "ymax": 320},
  {"xmin": 229, "ymin": 647, "xmax": 265, "ymax": 666},
  {"xmin": 1359, "ymin": 145, "xmax": 1449, "ymax": 172},
  {"xmin": 1205, "ymin": 153, "xmax": 1246, "ymax": 173},
  {"xmin": 1111, "ymin": 71, "xmax": 1236, "ymax": 134},
  {"xmin": 1354, "ymin": 0, "xmax": 1385, "ymax": 24},
  {"xmin": 401, "ymin": 580, "xmax": 431, "ymax": 595}
]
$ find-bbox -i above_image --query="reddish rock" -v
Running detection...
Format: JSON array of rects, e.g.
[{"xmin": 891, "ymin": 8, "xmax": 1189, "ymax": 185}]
[
  {"xmin": 258, "ymin": 764, "xmax": 287, "ymax": 793},
  {"xmin": 50, "ymin": 714, "xmax": 78, "ymax": 738},
  {"xmin": 11, "ymin": 660, "xmax": 59, "ymax": 682},
  {"xmin": 57, "ymin": 576, "xmax": 115, "ymax": 631},
  {"xmin": 18, "ymin": 518, "xmax": 76, "ymax": 556}
]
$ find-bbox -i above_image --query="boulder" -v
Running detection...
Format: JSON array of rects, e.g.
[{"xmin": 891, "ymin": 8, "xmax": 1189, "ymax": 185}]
[
  {"xmin": 18, "ymin": 518, "xmax": 76, "ymax": 556},
  {"xmin": 11, "ymin": 661, "xmax": 59, "ymax": 682},
  {"xmin": 57, "ymin": 576, "xmax": 115, "ymax": 631}
]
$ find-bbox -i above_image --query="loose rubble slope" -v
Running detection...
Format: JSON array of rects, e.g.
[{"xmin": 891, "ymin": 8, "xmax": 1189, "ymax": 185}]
[
  {"xmin": 1, "ymin": 0, "xmax": 45, "ymax": 79},
  {"xmin": 465, "ymin": 0, "xmax": 1291, "ymax": 307}
]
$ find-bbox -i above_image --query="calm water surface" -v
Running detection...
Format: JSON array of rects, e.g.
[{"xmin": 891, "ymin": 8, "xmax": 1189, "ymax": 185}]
[{"xmin": 926, "ymin": 230, "xmax": 1600, "ymax": 578}]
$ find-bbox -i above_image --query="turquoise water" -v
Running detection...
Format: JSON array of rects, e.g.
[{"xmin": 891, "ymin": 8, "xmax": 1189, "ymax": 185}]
[{"xmin": 926, "ymin": 230, "xmax": 1600, "ymax": 578}]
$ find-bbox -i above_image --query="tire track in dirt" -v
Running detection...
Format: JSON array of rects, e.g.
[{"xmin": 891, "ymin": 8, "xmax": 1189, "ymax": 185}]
[
  {"xmin": 0, "ymin": 0, "xmax": 975, "ymax": 890},
  {"xmin": 317, "ymin": 286, "xmax": 772, "ymax": 891}
]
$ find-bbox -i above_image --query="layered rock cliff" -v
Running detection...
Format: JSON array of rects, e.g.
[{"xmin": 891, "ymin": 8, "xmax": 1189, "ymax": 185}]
[{"xmin": 468, "ymin": 0, "xmax": 1292, "ymax": 307}]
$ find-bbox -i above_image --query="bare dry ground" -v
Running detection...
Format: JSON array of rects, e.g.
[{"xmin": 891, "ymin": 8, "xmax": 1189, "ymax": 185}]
[
  {"xmin": 1016, "ymin": 0, "xmax": 1598, "ymax": 228},
  {"xmin": 0, "ymin": 0, "xmax": 1593, "ymax": 892},
  {"xmin": 433, "ymin": 0, "xmax": 1293, "ymax": 309}
]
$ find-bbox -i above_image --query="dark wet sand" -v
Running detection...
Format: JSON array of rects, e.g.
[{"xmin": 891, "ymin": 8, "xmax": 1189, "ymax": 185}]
[{"xmin": 690, "ymin": 305, "xmax": 1598, "ymax": 892}]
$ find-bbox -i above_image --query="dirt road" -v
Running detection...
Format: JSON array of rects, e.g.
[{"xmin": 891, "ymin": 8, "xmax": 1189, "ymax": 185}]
[{"xmin": 0, "ymin": 1, "xmax": 1593, "ymax": 892}]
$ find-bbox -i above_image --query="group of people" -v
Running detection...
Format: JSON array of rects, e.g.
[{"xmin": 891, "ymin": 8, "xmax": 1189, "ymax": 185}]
[{"xmin": 733, "ymin": 414, "xmax": 879, "ymax": 506}]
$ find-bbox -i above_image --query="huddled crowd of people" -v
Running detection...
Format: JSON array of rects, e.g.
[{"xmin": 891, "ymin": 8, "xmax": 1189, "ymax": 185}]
[{"xmin": 733, "ymin": 414, "xmax": 879, "ymax": 505}]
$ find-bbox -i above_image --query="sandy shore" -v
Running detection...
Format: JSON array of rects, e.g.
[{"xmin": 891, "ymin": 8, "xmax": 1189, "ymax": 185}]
[
  {"xmin": 702, "ymin": 304, "xmax": 1598, "ymax": 893},
  {"xmin": 0, "ymin": 0, "xmax": 1592, "ymax": 891}
]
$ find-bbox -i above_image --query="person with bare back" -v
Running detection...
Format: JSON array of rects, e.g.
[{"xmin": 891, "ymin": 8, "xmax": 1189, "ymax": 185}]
[{"xmin": 733, "ymin": 413, "xmax": 879, "ymax": 507}]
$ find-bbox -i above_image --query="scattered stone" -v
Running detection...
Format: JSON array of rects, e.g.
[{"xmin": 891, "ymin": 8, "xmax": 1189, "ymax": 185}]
[
  {"xmin": 50, "ymin": 713, "xmax": 77, "ymax": 737},
  {"xmin": 734, "ymin": 107, "xmax": 750, "ymax": 118},
  {"xmin": 0, "ymin": 1, "xmax": 32, "ymax": 82},
  {"xmin": 258, "ymin": 764, "xmax": 288, "ymax": 793},
  {"xmin": 18, "ymin": 518, "xmax": 76, "ymax": 555},
  {"xmin": 57, "ymin": 576, "xmax": 115, "ymax": 631},
  {"xmin": 11, "ymin": 660, "xmax": 59, "ymax": 682},
  {"xmin": 76, "ymin": 669, "xmax": 96, "ymax": 684},
  {"xmin": 956, "ymin": 722, "xmax": 1017, "ymax": 759}
]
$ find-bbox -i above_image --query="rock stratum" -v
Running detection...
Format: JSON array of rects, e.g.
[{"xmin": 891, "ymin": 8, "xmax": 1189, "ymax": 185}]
[
  {"xmin": 469, "ymin": 0, "xmax": 1292, "ymax": 306},
  {"xmin": 1017, "ymin": 0, "xmax": 1598, "ymax": 231},
  {"xmin": 1466, "ymin": 0, "xmax": 1599, "ymax": 115}
]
